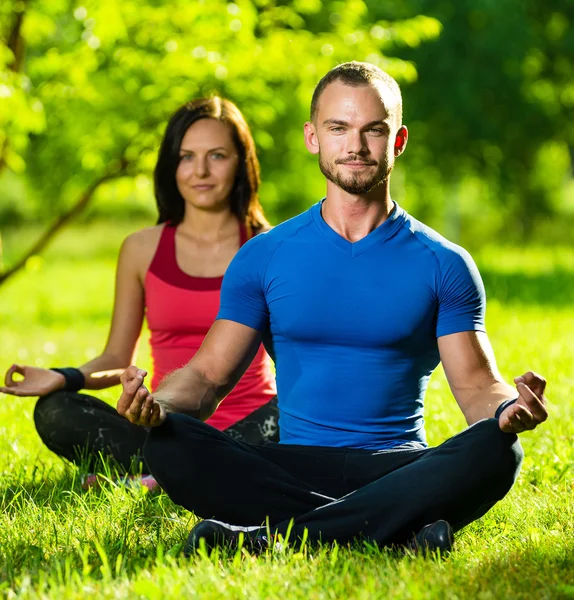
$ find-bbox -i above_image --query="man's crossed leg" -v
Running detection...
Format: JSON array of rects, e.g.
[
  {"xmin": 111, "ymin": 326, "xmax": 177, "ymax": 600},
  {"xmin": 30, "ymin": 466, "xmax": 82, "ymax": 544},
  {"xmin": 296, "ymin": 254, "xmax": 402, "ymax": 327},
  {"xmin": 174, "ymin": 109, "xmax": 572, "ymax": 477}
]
[{"xmin": 143, "ymin": 415, "xmax": 523, "ymax": 552}]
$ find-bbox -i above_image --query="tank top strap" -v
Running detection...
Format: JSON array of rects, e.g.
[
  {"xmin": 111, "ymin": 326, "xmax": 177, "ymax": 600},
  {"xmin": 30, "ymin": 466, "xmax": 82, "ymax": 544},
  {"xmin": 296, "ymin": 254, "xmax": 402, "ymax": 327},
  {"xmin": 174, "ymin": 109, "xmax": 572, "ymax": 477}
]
[{"xmin": 148, "ymin": 223, "xmax": 178, "ymax": 280}]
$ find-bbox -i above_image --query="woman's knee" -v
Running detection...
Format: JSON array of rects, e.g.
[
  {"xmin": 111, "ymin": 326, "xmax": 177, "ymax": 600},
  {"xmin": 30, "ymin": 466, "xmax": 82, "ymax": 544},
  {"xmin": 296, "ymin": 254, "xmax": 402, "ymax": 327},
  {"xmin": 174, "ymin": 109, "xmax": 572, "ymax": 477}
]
[{"xmin": 33, "ymin": 391, "xmax": 70, "ymax": 442}]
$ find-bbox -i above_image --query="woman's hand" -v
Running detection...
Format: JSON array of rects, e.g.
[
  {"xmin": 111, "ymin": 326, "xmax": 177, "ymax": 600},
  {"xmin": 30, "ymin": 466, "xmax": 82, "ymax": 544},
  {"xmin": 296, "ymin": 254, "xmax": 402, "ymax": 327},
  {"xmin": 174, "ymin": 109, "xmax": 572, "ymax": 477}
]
[{"xmin": 0, "ymin": 365, "xmax": 66, "ymax": 397}]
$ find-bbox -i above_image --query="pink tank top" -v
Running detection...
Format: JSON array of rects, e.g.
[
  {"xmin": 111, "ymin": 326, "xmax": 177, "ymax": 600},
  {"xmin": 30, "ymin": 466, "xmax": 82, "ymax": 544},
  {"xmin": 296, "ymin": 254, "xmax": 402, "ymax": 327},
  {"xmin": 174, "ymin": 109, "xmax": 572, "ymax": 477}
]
[{"xmin": 144, "ymin": 223, "xmax": 276, "ymax": 430}]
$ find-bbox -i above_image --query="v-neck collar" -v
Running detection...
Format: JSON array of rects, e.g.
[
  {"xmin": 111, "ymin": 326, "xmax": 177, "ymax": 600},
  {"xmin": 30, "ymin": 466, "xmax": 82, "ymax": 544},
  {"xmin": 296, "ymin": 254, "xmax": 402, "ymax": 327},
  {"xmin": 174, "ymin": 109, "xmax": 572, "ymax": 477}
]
[{"xmin": 310, "ymin": 199, "xmax": 405, "ymax": 258}]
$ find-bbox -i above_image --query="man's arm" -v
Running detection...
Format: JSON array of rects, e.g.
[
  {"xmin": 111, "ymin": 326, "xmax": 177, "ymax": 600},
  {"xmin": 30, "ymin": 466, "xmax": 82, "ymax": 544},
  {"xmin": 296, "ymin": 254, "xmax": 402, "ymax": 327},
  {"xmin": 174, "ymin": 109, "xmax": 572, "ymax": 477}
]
[
  {"xmin": 438, "ymin": 331, "xmax": 548, "ymax": 433},
  {"xmin": 117, "ymin": 319, "xmax": 262, "ymax": 426}
]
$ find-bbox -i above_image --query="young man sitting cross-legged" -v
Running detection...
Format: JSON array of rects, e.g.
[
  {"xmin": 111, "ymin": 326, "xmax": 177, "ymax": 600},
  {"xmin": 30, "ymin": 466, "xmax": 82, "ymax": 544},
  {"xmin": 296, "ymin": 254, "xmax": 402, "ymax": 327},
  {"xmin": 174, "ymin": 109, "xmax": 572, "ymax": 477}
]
[{"xmin": 117, "ymin": 61, "xmax": 548, "ymax": 554}]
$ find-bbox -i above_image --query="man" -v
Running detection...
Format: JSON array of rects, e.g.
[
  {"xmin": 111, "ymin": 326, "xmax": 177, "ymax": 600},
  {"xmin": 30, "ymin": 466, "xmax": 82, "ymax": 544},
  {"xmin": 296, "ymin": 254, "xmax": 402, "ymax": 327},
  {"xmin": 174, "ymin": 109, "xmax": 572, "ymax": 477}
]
[{"xmin": 117, "ymin": 62, "xmax": 548, "ymax": 553}]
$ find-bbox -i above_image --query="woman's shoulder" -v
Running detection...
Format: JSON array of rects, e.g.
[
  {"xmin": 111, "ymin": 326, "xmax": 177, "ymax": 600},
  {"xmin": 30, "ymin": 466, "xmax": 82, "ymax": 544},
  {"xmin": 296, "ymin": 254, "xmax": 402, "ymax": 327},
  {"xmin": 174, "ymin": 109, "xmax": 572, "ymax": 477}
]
[
  {"xmin": 124, "ymin": 224, "xmax": 165, "ymax": 248},
  {"xmin": 119, "ymin": 225, "xmax": 166, "ymax": 274}
]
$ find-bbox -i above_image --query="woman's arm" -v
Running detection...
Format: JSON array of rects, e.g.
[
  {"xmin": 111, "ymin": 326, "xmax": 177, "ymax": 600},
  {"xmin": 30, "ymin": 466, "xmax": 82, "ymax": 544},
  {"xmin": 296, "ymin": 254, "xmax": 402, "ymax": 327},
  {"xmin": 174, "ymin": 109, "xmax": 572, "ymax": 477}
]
[
  {"xmin": 1, "ymin": 228, "xmax": 160, "ymax": 396},
  {"xmin": 76, "ymin": 231, "xmax": 150, "ymax": 389}
]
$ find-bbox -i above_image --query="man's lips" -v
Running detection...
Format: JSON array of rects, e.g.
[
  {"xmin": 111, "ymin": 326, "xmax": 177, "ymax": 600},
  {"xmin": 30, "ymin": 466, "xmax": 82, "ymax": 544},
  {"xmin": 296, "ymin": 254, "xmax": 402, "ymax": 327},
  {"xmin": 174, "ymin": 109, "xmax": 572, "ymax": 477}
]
[{"xmin": 338, "ymin": 161, "xmax": 376, "ymax": 169}]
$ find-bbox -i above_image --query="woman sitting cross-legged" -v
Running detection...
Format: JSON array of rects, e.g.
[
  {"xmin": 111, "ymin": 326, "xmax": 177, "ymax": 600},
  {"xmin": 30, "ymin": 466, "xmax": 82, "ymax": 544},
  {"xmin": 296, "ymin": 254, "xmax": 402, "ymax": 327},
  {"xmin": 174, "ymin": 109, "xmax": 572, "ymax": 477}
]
[{"xmin": 1, "ymin": 97, "xmax": 278, "ymax": 488}]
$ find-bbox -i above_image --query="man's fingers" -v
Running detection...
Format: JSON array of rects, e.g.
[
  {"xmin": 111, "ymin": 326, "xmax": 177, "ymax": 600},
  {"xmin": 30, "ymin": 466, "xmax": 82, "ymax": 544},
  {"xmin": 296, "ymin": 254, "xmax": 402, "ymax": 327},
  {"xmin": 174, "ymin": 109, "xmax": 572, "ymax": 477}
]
[
  {"xmin": 515, "ymin": 371, "xmax": 546, "ymax": 398},
  {"xmin": 506, "ymin": 407, "xmax": 526, "ymax": 432},
  {"xmin": 120, "ymin": 366, "xmax": 147, "ymax": 388},
  {"xmin": 150, "ymin": 403, "xmax": 161, "ymax": 425},
  {"xmin": 125, "ymin": 370, "xmax": 147, "ymax": 395},
  {"xmin": 150, "ymin": 402, "xmax": 166, "ymax": 427},
  {"xmin": 139, "ymin": 395, "xmax": 154, "ymax": 424},
  {"xmin": 501, "ymin": 398, "xmax": 543, "ymax": 434},
  {"xmin": 517, "ymin": 381, "xmax": 548, "ymax": 423},
  {"xmin": 117, "ymin": 388, "xmax": 135, "ymax": 415},
  {"xmin": 509, "ymin": 404, "xmax": 537, "ymax": 431},
  {"xmin": 120, "ymin": 365, "xmax": 140, "ymax": 384},
  {"xmin": 118, "ymin": 367, "xmax": 148, "ymax": 415},
  {"xmin": 125, "ymin": 387, "xmax": 149, "ymax": 423}
]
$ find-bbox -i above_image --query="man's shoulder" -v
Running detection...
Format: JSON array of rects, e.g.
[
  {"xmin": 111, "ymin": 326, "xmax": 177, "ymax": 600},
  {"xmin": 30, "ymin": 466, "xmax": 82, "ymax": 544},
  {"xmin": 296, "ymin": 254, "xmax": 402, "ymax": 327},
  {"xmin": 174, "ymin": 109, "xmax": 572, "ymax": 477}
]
[
  {"xmin": 243, "ymin": 206, "xmax": 315, "ymax": 251},
  {"xmin": 229, "ymin": 206, "xmax": 315, "ymax": 275},
  {"xmin": 402, "ymin": 211, "xmax": 476, "ymax": 268}
]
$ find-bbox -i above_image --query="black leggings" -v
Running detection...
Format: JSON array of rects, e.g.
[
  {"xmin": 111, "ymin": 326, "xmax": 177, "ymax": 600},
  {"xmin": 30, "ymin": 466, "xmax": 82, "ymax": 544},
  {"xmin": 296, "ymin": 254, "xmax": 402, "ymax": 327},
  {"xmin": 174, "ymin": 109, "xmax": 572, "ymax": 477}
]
[
  {"xmin": 34, "ymin": 391, "xmax": 279, "ymax": 474},
  {"xmin": 144, "ymin": 415, "xmax": 523, "ymax": 545}
]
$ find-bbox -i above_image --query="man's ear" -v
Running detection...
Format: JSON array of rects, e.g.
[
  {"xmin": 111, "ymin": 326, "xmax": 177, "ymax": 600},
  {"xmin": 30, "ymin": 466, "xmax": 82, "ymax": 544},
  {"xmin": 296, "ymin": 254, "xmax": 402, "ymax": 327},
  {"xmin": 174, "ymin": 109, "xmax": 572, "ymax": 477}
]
[
  {"xmin": 394, "ymin": 125, "xmax": 408, "ymax": 157},
  {"xmin": 304, "ymin": 121, "xmax": 320, "ymax": 155}
]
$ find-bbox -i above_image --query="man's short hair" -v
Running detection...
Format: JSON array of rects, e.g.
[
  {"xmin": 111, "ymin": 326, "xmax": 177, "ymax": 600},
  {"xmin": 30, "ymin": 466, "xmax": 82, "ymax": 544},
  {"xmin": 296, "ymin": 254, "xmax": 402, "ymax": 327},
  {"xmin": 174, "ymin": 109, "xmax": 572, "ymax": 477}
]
[{"xmin": 310, "ymin": 61, "xmax": 403, "ymax": 126}]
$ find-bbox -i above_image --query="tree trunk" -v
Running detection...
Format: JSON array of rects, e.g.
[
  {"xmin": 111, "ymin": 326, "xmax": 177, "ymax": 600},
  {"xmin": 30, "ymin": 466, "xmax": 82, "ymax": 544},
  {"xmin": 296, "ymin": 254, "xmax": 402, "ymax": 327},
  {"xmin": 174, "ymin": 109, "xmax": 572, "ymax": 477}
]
[{"xmin": 0, "ymin": 163, "xmax": 128, "ymax": 288}]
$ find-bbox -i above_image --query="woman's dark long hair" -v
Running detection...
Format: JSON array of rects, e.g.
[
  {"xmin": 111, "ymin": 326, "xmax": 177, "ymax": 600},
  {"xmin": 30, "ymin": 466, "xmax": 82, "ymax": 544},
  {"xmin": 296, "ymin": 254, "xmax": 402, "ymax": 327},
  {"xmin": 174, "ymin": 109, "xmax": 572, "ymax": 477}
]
[{"xmin": 154, "ymin": 97, "xmax": 269, "ymax": 231}]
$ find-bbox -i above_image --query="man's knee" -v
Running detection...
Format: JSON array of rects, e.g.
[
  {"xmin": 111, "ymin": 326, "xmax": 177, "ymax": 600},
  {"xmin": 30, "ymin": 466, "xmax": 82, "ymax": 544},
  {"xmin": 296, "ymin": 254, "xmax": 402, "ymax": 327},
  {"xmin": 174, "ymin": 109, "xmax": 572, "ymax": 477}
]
[
  {"xmin": 468, "ymin": 418, "xmax": 524, "ymax": 493},
  {"xmin": 143, "ymin": 413, "xmax": 208, "ymax": 475}
]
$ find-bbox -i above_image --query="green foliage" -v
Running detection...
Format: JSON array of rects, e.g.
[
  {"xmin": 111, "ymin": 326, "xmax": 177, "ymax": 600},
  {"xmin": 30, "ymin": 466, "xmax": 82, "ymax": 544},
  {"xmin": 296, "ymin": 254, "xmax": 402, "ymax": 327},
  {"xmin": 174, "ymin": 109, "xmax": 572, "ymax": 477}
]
[
  {"xmin": 1, "ymin": 224, "xmax": 573, "ymax": 597},
  {"xmin": 384, "ymin": 0, "xmax": 574, "ymax": 240},
  {"xmin": 1, "ymin": 0, "xmax": 573, "ymax": 261},
  {"xmin": 0, "ymin": 0, "xmax": 440, "ymax": 228}
]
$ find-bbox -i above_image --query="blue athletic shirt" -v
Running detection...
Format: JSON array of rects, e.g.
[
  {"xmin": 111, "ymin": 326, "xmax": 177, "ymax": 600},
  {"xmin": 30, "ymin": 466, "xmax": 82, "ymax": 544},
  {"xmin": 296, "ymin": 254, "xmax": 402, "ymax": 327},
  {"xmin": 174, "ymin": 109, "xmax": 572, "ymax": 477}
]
[{"xmin": 217, "ymin": 201, "xmax": 486, "ymax": 450}]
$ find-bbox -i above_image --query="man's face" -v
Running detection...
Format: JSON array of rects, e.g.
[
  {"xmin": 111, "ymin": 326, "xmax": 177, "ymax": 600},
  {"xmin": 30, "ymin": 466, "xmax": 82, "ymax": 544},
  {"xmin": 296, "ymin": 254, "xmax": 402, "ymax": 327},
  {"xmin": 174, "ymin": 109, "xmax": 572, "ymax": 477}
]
[{"xmin": 305, "ymin": 81, "xmax": 404, "ymax": 195}]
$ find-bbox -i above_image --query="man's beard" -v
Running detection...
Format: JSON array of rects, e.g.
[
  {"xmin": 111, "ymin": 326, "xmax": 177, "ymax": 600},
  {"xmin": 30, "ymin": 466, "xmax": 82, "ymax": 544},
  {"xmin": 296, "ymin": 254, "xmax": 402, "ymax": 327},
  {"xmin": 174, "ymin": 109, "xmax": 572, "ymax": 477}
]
[{"xmin": 319, "ymin": 154, "xmax": 393, "ymax": 195}]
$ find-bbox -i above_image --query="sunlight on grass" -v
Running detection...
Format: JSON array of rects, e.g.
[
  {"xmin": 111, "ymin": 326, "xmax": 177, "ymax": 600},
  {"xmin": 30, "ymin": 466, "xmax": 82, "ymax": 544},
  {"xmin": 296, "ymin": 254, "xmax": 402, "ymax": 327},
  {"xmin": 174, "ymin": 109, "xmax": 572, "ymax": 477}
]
[{"xmin": 0, "ymin": 223, "xmax": 573, "ymax": 598}]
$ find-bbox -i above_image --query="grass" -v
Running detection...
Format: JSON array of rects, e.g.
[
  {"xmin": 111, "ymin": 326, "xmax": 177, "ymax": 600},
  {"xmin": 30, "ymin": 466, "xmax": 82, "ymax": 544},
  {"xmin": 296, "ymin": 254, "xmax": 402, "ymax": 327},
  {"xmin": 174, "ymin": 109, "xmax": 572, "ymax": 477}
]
[{"xmin": 0, "ymin": 221, "xmax": 573, "ymax": 599}]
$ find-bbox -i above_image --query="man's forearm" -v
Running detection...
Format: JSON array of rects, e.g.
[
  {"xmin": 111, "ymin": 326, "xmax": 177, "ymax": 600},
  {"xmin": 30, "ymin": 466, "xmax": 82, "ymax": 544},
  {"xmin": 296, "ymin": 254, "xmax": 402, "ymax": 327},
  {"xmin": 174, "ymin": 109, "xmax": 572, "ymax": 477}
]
[
  {"xmin": 457, "ymin": 380, "xmax": 518, "ymax": 425},
  {"xmin": 152, "ymin": 364, "xmax": 229, "ymax": 421}
]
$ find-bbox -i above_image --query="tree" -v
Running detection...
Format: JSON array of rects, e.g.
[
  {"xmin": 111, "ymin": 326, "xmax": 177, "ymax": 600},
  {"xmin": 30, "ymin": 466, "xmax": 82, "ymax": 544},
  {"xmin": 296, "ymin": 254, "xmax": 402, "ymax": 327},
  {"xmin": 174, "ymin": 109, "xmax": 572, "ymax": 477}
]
[
  {"xmin": 0, "ymin": 0, "xmax": 440, "ymax": 287},
  {"xmin": 372, "ymin": 0, "xmax": 574, "ymax": 241}
]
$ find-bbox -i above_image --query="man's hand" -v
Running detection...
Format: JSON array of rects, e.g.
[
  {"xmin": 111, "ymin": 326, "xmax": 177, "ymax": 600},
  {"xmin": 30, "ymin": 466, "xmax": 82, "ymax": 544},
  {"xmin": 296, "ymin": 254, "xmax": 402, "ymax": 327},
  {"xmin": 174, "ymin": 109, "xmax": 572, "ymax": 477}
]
[
  {"xmin": 498, "ymin": 371, "xmax": 548, "ymax": 433},
  {"xmin": 117, "ymin": 365, "xmax": 166, "ymax": 427},
  {"xmin": 0, "ymin": 365, "xmax": 65, "ymax": 397}
]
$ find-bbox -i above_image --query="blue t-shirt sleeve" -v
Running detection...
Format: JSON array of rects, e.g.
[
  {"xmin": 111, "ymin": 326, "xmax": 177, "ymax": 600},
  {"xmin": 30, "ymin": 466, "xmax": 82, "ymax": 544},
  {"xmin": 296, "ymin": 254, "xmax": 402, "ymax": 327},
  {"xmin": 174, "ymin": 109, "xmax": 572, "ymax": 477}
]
[
  {"xmin": 436, "ymin": 247, "xmax": 486, "ymax": 337},
  {"xmin": 216, "ymin": 235, "xmax": 270, "ymax": 332}
]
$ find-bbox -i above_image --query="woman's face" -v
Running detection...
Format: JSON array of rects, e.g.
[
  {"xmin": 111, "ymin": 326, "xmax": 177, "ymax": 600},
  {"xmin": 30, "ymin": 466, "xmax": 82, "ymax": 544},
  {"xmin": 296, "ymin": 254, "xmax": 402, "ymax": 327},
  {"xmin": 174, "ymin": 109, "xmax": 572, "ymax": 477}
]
[{"xmin": 176, "ymin": 118, "xmax": 239, "ymax": 213}]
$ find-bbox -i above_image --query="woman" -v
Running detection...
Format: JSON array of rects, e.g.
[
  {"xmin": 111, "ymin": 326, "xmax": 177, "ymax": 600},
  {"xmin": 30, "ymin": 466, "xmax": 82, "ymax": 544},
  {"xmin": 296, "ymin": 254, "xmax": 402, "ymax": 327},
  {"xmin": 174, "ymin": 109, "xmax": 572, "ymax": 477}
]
[{"xmin": 1, "ymin": 97, "xmax": 278, "ymax": 484}]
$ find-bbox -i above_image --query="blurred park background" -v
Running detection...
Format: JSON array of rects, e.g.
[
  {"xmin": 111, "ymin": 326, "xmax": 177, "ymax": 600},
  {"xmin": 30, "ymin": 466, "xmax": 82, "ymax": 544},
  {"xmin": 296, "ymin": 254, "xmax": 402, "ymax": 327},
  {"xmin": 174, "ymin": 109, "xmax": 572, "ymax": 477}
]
[
  {"xmin": 1, "ymin": 3, "xmax": 574, "ymax": 595},
  {"xmin": 1, "ymin": 0, "xmax": 573, "ymax": 285}
]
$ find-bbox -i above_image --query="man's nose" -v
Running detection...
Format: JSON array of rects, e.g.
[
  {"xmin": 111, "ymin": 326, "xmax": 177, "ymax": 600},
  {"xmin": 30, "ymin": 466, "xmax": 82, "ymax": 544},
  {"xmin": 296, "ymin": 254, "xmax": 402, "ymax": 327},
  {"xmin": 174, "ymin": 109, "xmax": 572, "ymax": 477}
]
[{"xmin": 346, "ymin": 130, "xmax": 367, "ymax": 155}]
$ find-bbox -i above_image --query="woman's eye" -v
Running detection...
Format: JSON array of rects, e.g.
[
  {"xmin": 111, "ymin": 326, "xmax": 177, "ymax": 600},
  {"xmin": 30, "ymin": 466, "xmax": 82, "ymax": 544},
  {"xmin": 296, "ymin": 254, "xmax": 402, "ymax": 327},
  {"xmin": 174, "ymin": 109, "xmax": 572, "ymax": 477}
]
[
  {"xmin": 210, "ymin": 152, "xmax": 225, "ymax": 160},
  {"xmin": 180, "ymin": 154, "xmax": 193, "ymax": 161}
]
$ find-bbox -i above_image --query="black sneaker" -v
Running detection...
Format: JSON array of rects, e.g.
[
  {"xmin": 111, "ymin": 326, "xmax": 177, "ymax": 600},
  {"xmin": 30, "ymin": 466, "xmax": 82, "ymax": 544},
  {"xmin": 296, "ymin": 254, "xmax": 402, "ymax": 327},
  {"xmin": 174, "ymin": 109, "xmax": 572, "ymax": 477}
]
[
  {"xmin": 183, "ymin": 519, "xmax": 270, "ymax": 556},
  {"xmin": 408, "ymin": 520, "xmax": 454, "ymax": 554}
]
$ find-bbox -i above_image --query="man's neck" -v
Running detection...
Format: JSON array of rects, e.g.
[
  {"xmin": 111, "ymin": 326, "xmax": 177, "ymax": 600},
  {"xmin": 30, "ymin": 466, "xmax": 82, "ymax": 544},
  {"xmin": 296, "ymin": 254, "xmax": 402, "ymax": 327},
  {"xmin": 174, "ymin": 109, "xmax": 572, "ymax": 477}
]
[{"xmin": 322, "ymin": 181, "xmax": 394, "ymax": 243}]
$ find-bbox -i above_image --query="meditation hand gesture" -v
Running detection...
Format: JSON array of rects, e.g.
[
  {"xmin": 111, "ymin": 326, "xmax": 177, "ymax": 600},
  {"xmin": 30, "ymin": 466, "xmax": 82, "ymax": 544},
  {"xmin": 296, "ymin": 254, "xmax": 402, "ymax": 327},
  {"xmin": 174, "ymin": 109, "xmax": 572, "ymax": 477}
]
[
  {"xmin": 117, "ymin": 365, "xmax": 166, "ymax": 427},
  {"xmin": 499, "ymin": 371, "xmax": 548, "ymax": 434},
  {"xmin": 0, "ymin": 365, "xmax": 65, "ymax": 397}
]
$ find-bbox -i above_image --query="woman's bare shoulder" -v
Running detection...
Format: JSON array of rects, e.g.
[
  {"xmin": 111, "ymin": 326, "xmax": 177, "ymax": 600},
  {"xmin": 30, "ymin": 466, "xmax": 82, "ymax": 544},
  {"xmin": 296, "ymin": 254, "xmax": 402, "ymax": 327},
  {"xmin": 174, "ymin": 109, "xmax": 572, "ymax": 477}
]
[
  {"xmin": 124, "ymin": 224, "xmax": 165, "ymax": 247},
  {"xmin": 119, "ymin": 225, "xmax": 166, "ymax": 273}
]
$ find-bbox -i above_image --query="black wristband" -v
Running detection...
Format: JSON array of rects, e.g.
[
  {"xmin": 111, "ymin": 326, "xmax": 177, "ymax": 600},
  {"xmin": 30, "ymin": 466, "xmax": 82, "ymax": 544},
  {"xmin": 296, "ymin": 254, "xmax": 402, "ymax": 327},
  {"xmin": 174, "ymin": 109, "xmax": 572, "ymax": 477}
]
[
  {"xmin": 494, "ymin": 398, "xmax": 518, "ymax": 419},
  {"xmin": 50, "ymin": 367, "xmax": 85, "ymax": 392}
]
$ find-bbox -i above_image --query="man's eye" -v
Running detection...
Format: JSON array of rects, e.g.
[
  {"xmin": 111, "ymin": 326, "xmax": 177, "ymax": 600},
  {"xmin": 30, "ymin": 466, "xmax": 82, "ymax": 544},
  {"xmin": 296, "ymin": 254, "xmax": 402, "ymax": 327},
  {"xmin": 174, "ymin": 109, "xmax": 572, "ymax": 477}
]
[
  {"xmin": 369, "ymin": 129, "xmax": 384, "ymax": 134},
  {"xmin": 330, "ymin": 127, "xmax": 344, "ymax": 132}
]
